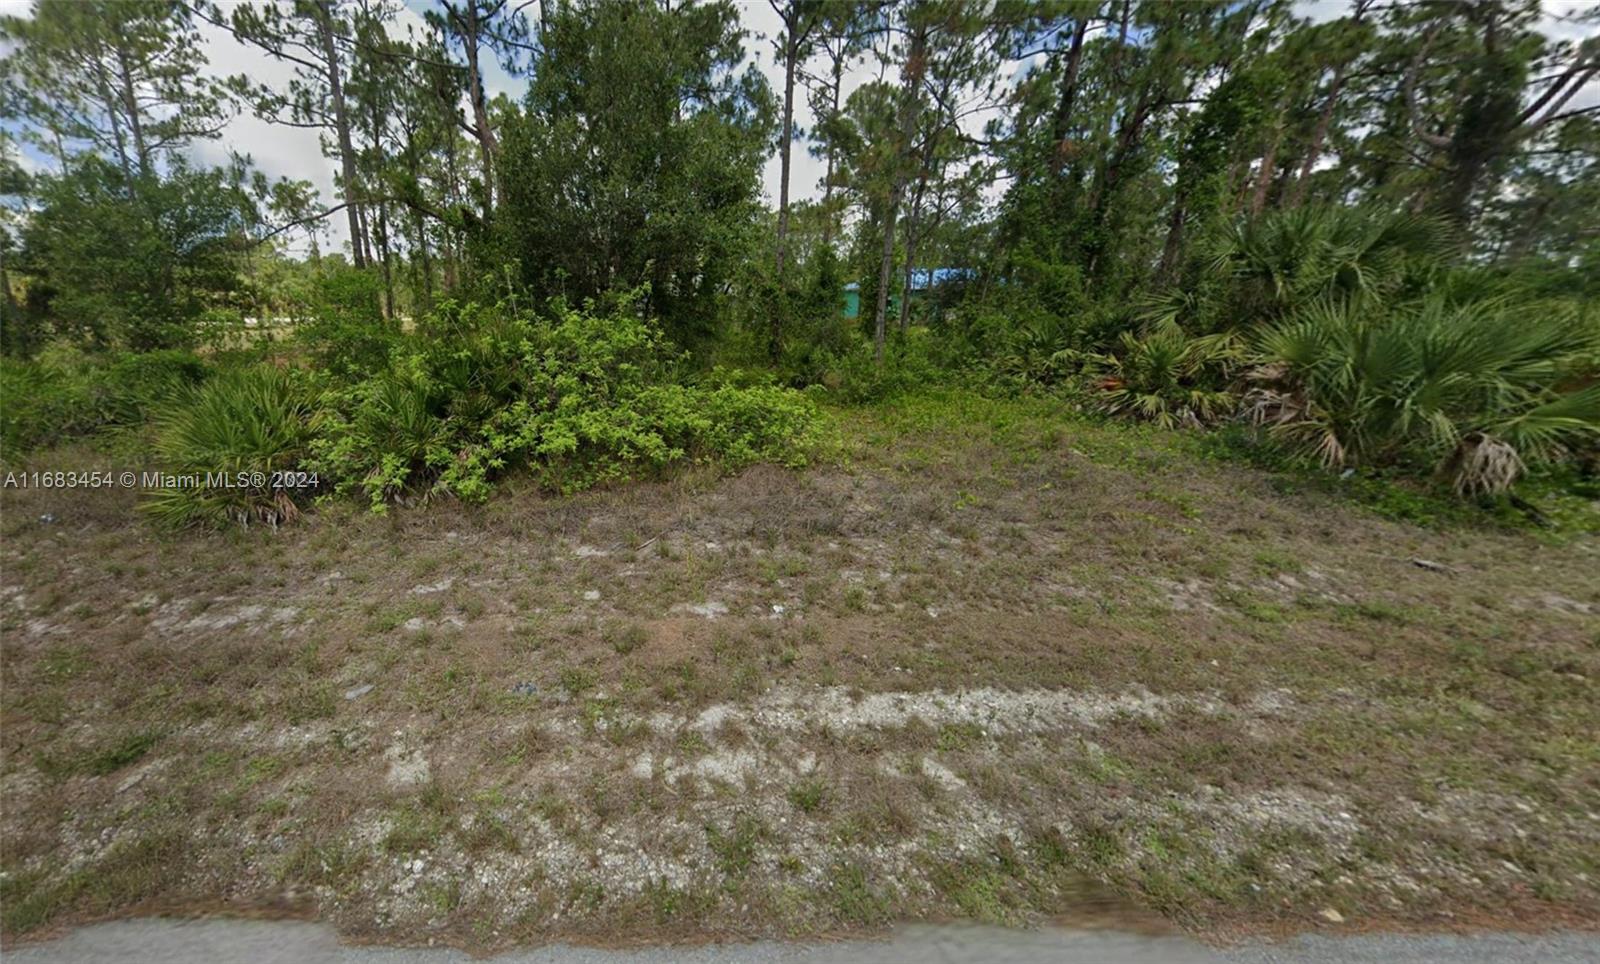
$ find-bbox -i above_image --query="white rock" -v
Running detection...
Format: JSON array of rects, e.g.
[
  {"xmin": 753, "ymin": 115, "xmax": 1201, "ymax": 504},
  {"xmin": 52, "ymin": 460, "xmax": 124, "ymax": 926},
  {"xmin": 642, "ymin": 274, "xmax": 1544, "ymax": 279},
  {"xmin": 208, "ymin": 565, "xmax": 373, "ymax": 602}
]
[{"xmin": 384, "ymin": 744, "xmax": 431, "ymax": 788}]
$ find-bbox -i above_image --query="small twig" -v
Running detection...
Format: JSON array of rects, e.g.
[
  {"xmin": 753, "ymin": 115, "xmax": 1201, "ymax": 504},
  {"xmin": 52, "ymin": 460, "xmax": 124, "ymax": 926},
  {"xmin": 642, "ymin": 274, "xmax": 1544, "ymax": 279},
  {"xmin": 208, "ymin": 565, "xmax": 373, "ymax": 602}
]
[
  {"xmin": 1409, "ymin": 557, "xmax": 1457, "ymax": 574},
  {"xmin": 613, "ymin": 531, "xmax": 666, "ymax": 554}
]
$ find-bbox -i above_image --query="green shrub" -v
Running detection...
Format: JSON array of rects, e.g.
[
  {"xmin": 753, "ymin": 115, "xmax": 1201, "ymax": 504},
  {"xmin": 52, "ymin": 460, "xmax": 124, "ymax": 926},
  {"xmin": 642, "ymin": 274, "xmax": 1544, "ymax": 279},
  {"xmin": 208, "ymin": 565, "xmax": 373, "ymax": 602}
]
[
  {"xmin": 1248, "ymin": 292, "xmax": 1600, "ymax": 493},
  {"xmin": 97, "ymin": 349, "xmax": 210, "ymax": 424},
  {"xmin": 0, "ymin": 347, "xmax": 208, "ymax": 456},
  {"xmin": 1186, "ymin": 205, "xmax": 1453, "ymax": 332},
  {"xmin": 808, "ymin": 332, "xmax": 951, "ymax": 404},
  {"xmin": 143, "ymin": 366, "xmax": 317, "ymax": 527},
  {"xmin": 1, "ymin": 356, "xmax": 96, "ymax": 454},
  {"xmin": 292, "ymin": 266, "xmax": 398, "ymax": 379},
  {"xmin": 312, "ymin": 297, "xmax": 828, "ymax": 510},
  {"xmin": 1083, "ymin": 329, "xmax": 1239, "ymax": 429}
]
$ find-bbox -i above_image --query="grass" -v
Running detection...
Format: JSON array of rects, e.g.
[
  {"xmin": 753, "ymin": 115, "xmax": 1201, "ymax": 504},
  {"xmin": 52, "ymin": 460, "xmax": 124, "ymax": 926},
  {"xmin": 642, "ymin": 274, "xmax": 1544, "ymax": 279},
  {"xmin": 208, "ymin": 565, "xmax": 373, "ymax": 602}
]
[
  {"xmin": 1, "ymin": 388, "xmax": 1597, "ymax": 947},
  {"xmin": 35, "ymin": 729, "xmax": 162, "ymax": 780},
  {"xmin": 787, "ymin": 778, "xmax": 830, "ymax": 815}
]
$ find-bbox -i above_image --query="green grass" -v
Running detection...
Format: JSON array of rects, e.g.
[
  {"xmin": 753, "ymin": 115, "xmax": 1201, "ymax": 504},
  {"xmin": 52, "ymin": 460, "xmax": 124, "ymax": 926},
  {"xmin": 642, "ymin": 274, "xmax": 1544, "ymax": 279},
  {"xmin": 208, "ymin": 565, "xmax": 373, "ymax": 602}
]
[
  {"xmin": 786, "ymin": 778, "xmax": 831, "ymax": 815},
  {"xmin": 826, "ymin": 862, "xmax": 891, "ymax": 926},
  {"xmin": 0, "ymin": 830, "xmax": 188, "ymax": 933}
]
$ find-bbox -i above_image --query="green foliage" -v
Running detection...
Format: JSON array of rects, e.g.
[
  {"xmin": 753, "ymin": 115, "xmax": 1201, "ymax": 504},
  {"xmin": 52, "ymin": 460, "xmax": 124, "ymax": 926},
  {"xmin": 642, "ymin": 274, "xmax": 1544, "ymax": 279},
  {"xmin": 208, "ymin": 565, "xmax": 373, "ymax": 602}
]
[
  {"xmin": 99, "ymin": 349, "xmax": 212, "ymax": 424},
  {"xmin": 985, "ymin": 313, "xmax": 1084, "ymax": 389},
  {"xmin": 5, "ymin": 0, "xmax": 1597, "ymax": 521},
  {"xmin": 494, "ymin": 0, "xmax": 773, "ymax": 346},
  {"xmin": 0, "ymin": 346, "xmax": 207, "ymax": 455},
  {"xmin": 15, "ymin": 157, "xmax": 253, "ymax": 351},
  {"xmin": 0, "ymin": 356, "xmax": 94, "ymax": 455},
  {"xmin": 312, "ymin": 297, "xmax": 827, "ymax": 511},
  {"xmin": 143, "ymin": 366, "xmax": 316, "ymax": 527},
  {"xmin": 808, "ymin": 331, "xmax": 950, "ymax": 404},
  {"xmin": 1249, "ymin": 290, "xmax": 1600, "ymax": 493},
  {"xmin": 291, "ymin": 266, "xmax": 396, "ymax": 379},
  {"xmin": 1084, "ymin": 329, "xmax": 1239, "ymax": 430},
  {"xmin": 0, "ymin": 0, "xmax": 238, "ymax": 177},
  {"xmin": 1161, "ymin": 205, "xmax": 1455, "ymax": 335}
]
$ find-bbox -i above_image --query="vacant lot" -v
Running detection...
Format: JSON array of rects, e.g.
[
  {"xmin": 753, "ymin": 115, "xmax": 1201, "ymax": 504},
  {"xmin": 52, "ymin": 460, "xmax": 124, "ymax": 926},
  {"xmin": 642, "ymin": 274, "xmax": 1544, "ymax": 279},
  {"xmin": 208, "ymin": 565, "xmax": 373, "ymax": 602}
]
[{"xmin": 3, "ymin": 392, "xmax": 1597, "ymax": 950}]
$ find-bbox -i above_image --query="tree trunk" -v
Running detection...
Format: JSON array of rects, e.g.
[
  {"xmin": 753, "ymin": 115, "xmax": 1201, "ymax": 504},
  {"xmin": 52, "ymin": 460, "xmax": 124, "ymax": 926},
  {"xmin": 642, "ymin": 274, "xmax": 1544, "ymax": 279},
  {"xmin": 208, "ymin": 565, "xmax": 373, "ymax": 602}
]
[
  {"xmin": 1158, "ymin": 195, "xmax": 1186, "ymax": 279},
  {"xmin": 775, "ymin": 30, "xmax": 796, "ymax": 273},
  {"xmin": 874, "ymin": 13, "xmax": 928, "ymax": 365},
  {"xmin": 1086, "ymin": 91, "xmax": 1152, "ymax": 279},
  {"xmin": 1291, "ymin": 0, "xmax": 1372, "ymax": 207},
  {"xmin": 112, "ymin": 40, "xmax": 149, "ymax": 177},
  {"xmin": 355, "ymin": 200, "xmax": 374, "ymax": 267},
  {"xmin": 820, "ymin": 50, "xmax": 844, "ymax": 247},
  {"xmin": 1288, "ymin": 63, "xmax": 1347, "ymax": 207},
  {"xmin": 376, "ymin": 204, "xmax": 395, "ymax": 319},
  {"xmin": 89, "ymin": 58, "xmax": 134, "ymax": 181},
  {"xmin": 899, "ymin": 170, "xmax": 930, "ymax": 334},
  {"xmin": 458, "ymin": 2, "xmax": 498, "ymax": 219},
  {"xmin": 1250, "ymin": 116, "xmax": 1282, "ymax": 216},
  {"xmin": 1048, "ymin": 17, "xmax": 1090, "ymax": 177},
  {"xmin": 899, "ymin": 235, "xmax": 918, "ymax": 335},
  {"xmin": 873, "ymin": 202, "xmax": 898, "ymax": 365},
  {"xmin": 317, "ymin": 2, "xmax": 366, "ymax": 268},
  {"xmin": 412, "ymin": 209, "xmax": 434, "ymax": 309},
  {"xmin": 771, "ymin": 24, "xmax": 798, "ymax": 363},
  {"xmin": 443, "ymin": 133, "xmax": 461, "ymax": 289},
  {"xmin": 898, "ymin": 229, "xmax": 915, "ymax": 335}
]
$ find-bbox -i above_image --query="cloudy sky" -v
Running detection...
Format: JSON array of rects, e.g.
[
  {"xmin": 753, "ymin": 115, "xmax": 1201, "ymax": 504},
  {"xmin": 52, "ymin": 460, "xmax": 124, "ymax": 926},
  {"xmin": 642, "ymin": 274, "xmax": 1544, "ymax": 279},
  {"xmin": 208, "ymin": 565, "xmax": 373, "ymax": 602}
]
[{"xmin": 2, "ymin": 0, "xmax": 1596, "ymax": 256}]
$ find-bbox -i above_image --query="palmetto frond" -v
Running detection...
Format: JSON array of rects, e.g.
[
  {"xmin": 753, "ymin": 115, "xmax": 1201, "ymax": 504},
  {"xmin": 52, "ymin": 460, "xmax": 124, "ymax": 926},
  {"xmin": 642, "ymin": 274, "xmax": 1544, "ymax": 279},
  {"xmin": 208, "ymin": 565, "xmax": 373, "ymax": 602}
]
[{"xmin": 1252, "ymin": 284, "xmax": 1600, "ymax": 491}]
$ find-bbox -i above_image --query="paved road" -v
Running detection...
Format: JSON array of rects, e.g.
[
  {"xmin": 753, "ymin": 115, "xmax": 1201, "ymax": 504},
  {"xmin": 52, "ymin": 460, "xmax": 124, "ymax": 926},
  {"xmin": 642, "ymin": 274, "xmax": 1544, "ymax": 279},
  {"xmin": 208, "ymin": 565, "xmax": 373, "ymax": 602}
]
[{"xmin": 6, "ymin": 919, "xmax": 1598, "ymax": 964}]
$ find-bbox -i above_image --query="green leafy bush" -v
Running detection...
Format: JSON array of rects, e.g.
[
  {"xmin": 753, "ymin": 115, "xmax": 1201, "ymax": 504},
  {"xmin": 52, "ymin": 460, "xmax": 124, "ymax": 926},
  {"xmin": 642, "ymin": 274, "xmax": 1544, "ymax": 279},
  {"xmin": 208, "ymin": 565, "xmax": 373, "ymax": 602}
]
[
  {"xmin": 1187, "ymin": 205, "xmax": 1452, "ymax": 332},
  {"xmin": 97, "ymin": 349, "xmax": 210, "ymax": 424},
  {"xmin": 0, "ymin": 356, "xmax": 96, "ymax": 454},
  {"xmin": 291, "ymin": 266, "xmax": 398, "ymax": 379},
  {"xmin": 312, "ymin": 297, "xmax": 828, "ymax": 510},
  {"xmin": 0, "ymin": 347, "xmax": 208, "ymax": 455},
  {"xmin": 143, "ymin": 366, "xmax": 317, "ymax": 527}
]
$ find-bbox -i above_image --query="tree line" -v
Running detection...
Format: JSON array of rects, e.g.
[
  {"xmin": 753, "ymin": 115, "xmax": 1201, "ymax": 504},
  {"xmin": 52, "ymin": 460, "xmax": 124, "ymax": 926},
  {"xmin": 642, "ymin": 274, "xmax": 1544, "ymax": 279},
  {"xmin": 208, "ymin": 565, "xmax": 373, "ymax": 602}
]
[{"xmin": 2, "ymin": 0, "xmax": 1597, "ymax": 502}]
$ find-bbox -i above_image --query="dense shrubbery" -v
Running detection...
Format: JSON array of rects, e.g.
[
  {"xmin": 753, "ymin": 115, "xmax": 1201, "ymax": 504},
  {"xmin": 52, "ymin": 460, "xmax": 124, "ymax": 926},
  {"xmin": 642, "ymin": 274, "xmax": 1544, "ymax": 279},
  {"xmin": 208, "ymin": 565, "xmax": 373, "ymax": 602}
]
[
  {"xmin": 3, "ymin": 0, "xmax": 1596, "ymax": 534},
  {"xmin": 311, "ymin": 296, "xmax": 828, "ymax": 511},
  {"xmin": 1082, "ymin": 330, "xmax": 1238, "ymax": 430},
  {"xmin": 143, "ymin": 366, "xmax": 317, "ymax": 527},
  {"xmin": 4, "ymin": 204, "xmax": 1594, "ymax": 524},
  {"xmin": 955, "ymin": 206, "xmax": 1600, "ymax": 495},
  {"xmin": 0, "ymin": 346, "xmax": 208, "ymax": 454},
  {"xmin": 1249, "ymin": 292, "xmax": 1600, "ymax": 494},
  {"xmin": 91, "ymin": 297, "xmax": 830, "ymax": 525}
]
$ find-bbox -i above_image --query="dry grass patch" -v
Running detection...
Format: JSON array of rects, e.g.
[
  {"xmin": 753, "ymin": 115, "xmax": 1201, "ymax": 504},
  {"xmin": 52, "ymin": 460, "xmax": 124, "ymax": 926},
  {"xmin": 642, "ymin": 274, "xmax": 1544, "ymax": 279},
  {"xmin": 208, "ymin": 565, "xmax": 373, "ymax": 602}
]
[{"xmin": 2, "ymin": 393, "xmax": 1598, "ymax": 948}]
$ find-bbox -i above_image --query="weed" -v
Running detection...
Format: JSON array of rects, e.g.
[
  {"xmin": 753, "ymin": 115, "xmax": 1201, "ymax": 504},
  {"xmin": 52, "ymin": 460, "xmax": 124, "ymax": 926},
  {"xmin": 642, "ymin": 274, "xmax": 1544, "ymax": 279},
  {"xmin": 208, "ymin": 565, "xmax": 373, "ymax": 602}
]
[
  {"xmin": 826, "ymin": 862, "xmax": 890, "ymax": 925},
  {"xmin": 86, "ymin": 730, "xmax": 161, "ymax": 777},
  {"xmin": 706, "ymin": 814, "xmax": 765, "ymax": 878},
  {"xmin": 607, "ymin": 622, "xmax": 648, "ymax": 656},
  {"xmin": 558, "ymin": 666, "xmax": 597, "ymax": 696},
  {"xmin": 787, "ymin": 778, "xmax": 830, "ymax": 815}
]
